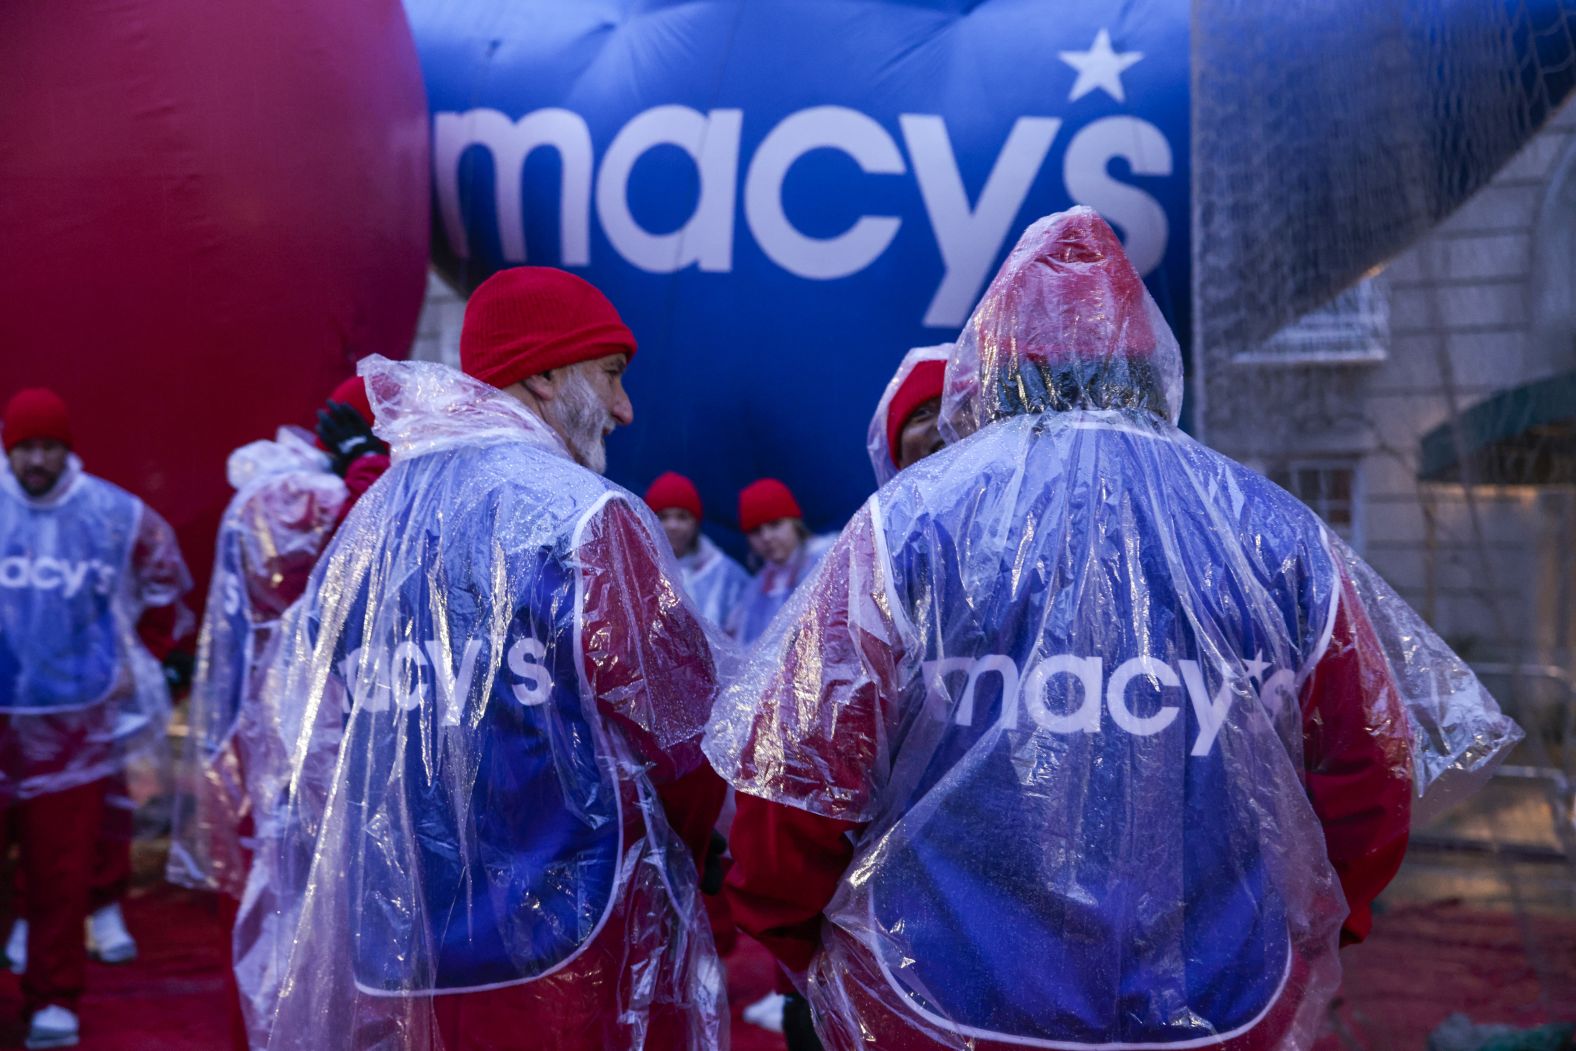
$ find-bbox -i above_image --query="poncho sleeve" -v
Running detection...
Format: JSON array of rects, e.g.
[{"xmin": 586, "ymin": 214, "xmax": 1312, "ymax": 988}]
[{"xmin": 705, "ymin": 502, "xmax": 917, "ymax": 823}]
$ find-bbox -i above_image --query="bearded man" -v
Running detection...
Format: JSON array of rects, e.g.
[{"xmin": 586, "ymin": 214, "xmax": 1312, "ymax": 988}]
[{"xmin": 259, "ymin": 267, "xmax": 730, "ymax": 1051}]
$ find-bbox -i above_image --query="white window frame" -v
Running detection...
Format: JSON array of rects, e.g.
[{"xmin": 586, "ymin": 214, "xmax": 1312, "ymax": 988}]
[
  {"xmin": 1233, "ymin": 276, "xmax": 1390, "ymax": 366},
  {"xmin": 1269, "ymin": 458, "xmax": 1365, "ymax": 552}
]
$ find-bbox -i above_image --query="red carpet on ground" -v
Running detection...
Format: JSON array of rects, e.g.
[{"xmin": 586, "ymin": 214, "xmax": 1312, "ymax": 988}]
[
  {"xmin": 0, "ymin": 885, "xmax": 231, "ymax": 1050},
  {"xmin": 0, "ymin": 885, "xmax": 795, "ymax": 1051},
  {"xmin": 726, "ymin": 937, "xmax": 789, "ymax": 1051},
  {"xmin": 1314, "ymin": 899, "xmax": 1576, "ymax": 1050},
  {"xmin": 0, "ymin": 885, "xmax": 1567, "ymax": 1049}
]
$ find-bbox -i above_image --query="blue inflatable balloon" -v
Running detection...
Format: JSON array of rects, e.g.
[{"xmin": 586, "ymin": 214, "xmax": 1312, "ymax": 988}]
[{"xmin": 403, "ymin": 0, "xmax": 1575, "ymax": 541}]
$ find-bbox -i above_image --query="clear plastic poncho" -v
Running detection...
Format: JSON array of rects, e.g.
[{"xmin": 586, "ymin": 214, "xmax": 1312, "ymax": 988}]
[
  {"xmin": 257, "ymin": 356, "xmax": 729, "ymax": 1051},
  {"xmin": 167, "ymin": 428, "xmax": 348, "ymax": 899},
  {"xmin": 725, "ymin": 534, "xmax": 836, "ymax": 646},
  {"xmin": 1331, "ymin": 543, "xmax": 1522, "ymax": 826},
  {"xmin": 867, "ymin": 344, "xmax": 952, "ymax": 488},
  {"xmin": 678, "ymin": 534, "xmax": 752, "ymax": 629},
  {"xmin": 0, "ymin": 455, "xmax": 191, "ymax": 800},
  {"xmin": 705, "ymin": 207, "xmax": 1521, "ymax": 1051}
]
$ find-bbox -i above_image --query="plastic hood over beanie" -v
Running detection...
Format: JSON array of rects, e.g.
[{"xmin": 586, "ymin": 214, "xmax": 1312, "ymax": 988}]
[
  {"xmin": 940, "ymin": 205, "xmax": 1182, "ymax": 442},
  {"xmin": 868, "ymin": 346, "xmax": 951, "ymax": 488},
  {"xmin": 257, "ymin": 356, "xmax": 730, "ymax": 1051},
  {"xmin": 166, "ymin": 427, "xmax": 348, "ymax": 903},
  {"xmin": 705, "ymin": 208, "xmax": 1519, "ymax": 1051}
]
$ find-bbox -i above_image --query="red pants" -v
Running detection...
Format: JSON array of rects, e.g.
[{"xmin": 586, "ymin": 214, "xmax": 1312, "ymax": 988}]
[
  {"xmin": 89, "ymin": 777, "xmax": 134, "ymax": 911},
  {"xmin": 10, "ymin": 772, "xmax": 133, "ymax": 915},
  {"xmin": 0, "ymin": 780, "xmax": 105, "ymax": 1015}
]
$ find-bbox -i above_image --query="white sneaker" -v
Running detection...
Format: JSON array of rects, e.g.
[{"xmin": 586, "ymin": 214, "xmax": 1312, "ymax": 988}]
[
  {"xmin": 742, "ymin": 991, "xmax": 787, "ymax": 1033},
  {"xmin": 86, "ymin": 903, "xmax": 137, "ymax": 964},
  {"xmin": 25, "ymin": 1005, "xmax": 78, "ymax": 1049},
  {"xmin": 6, "ymin": 919, "xmax": 25, "ymax": 974}
]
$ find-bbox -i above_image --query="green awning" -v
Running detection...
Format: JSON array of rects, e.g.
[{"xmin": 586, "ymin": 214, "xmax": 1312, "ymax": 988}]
[{"xmin": 1419, "ymin": 370, "xmax": 1576, "ymax": 485}]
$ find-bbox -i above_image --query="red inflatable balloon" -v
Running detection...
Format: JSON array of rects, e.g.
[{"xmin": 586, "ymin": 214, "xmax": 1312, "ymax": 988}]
[{"xmin": 0, "ymin": 0, "xmax": 430, "ymax": 598}]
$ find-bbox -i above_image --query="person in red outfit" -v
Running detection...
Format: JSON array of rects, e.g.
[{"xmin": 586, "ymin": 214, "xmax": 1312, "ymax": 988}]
[
  {"xmin": 733, "ymin": 344, "xmax": 958, "ymax": 1050},
  {"xmin": 314, "ymin": 374, "xmax": 394, "ymax": 521},
  {"xmin": 741, "ymin": 345, "xmax": 956, "ymax": 1049},
  {"xmin": 166, "ymin": 377, "xmax": 390, "ymax": 1050},
  {"xmin": 8, "ymin": 641, "xmax": 194, "ymax": 975},
  {"xmin": 259, "ymin": 267, "xmax": 731, "ymax": 1051},
  {"xmin": 6, "ymin": 773, "xmax": 145, "ymax": 972},
  {"xmin": 702, "ymin": 209, "xmax": 1491, "ymax": 1051},
  {"xmin": 0, "ymin": 389, "xmax": 192, "ymax": 1049}
]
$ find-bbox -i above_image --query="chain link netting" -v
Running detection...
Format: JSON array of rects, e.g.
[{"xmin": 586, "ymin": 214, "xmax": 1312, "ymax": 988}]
[{"xmin": 1195, "ymin": 1, "xmax": 1576, "ymax": 1039}]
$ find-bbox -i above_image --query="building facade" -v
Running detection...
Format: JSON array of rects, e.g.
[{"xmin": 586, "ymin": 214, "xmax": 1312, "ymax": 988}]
[{"xmin": 1201, "ymin": 102, "xmax": 1576, "ymax": 773}]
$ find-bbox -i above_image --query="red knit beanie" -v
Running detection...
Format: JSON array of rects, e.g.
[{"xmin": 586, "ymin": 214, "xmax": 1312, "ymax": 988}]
[
  {"xmin": 3, "ymin": 388, "xmax": 72, "ymax": 453},
  {"xmin": 460, "ymin": 267, "xmax": 637, "ymax": 389},
  {"xmin": 738, "ymin": 478, "xmax": 803, "ymax": 534},
  {"xmin": 645, "ymin": 472, "xmax": 703, "ymax": 519},
  {"xmin": 884, "ymin": 359, "xmax": 947, "ymax": 468},
  {"xmin": 327, "ymin": 375, "xmax": 375, "ymax": 427}
]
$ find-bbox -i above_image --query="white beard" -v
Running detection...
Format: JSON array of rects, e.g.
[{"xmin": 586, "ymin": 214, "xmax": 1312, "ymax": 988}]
[{"xmin": 544, "ymin": 370, "xmax": 612, "ymax": 474}]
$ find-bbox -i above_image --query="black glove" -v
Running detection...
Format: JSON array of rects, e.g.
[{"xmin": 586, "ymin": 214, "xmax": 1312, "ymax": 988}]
[
  {"xmin": 783, "ymin": 993, "xmax": 824, "ymax": 1051},
  {"xmin": 315, "ymin": 401, "xmax": 388, "ymax": 477},
  {"xmin": 701, "ymin": 829, "xmax": 729, "ymax": 895},
  {"xmin": 162, "ymin": 650, "xmax": 195, "ymax": 694}
]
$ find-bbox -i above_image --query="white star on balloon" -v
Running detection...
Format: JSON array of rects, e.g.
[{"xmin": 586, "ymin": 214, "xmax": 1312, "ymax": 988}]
[
  {"xmin": 1242, "ymin": 652, "xmax": 1271, "ymax": 683},
  {"xmin": 1059, "ymin": 29, "xmax": 1144, "ymax": 103}
]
